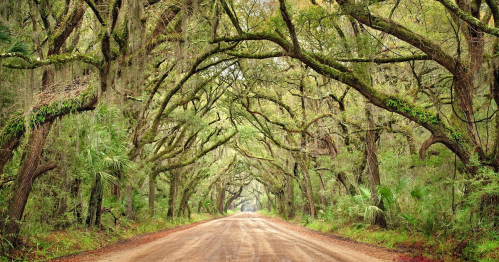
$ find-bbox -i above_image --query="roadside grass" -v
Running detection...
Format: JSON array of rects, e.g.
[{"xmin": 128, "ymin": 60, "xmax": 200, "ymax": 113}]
[
  {"xmin": 258, "ymin": 211, "xmax": 499, "ymax": 262},
  {"xmin": 258, "ymin": 209, "xmax": 279, "ymax": 218},
  {"xmin": 6, "ymin": 213, "xmax": 218, "ymax": 262}
]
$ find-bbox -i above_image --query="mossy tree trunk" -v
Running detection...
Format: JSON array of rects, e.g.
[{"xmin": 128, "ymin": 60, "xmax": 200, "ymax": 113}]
[
  {"xmin": 167, "ymin": 170, "xmax": 180, "ymax": 218},
  {"xmin": 285, "ymin": 175, "xmax": 295, "ymax": 218},
  {"xmin": 1, "ymin": 2, "xmax": 91, "ymax": 246},
  {"xmin": 3, "ymin": 123, "xmax": 55, "ymax": 246},
  {"xmin": 216, "ymin": 182, "xmax": 226, "ymax": 214},
  {"xmin": 224, "ymin": 186, "xmax": 243, "ymax": 213},
  {"xmin": 149, "ymin": 172, "xmax": 157, "ymax": 217},
  {"xmin": 86, "ymin": 175, "xmax": 103, "ymax": 228},
  {"xmin": 366, "ymin": 104, "xmax": 387, "ymax": 228}
]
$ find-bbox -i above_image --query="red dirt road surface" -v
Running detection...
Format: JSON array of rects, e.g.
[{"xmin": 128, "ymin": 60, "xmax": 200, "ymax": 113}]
[{"xmin": 59, "ymin": 212, "xmax": 400, "ymax": 262}]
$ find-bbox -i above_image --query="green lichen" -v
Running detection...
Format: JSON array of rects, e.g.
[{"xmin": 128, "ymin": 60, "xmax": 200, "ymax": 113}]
[
  {"xmin": 386, "ymin": 98, "xmax": 440, "ymax": 125},
  {"xmin": 0, "ymin": 85, "xmax": 96, "ymax": 147}
]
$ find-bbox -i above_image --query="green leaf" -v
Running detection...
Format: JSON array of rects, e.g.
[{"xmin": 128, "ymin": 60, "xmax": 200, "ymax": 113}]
[
  {"xmin": 410, "ymin": 185, "xmax": 429, "ymax": 200},
  {"xmin": 7, "ymin": 41, "xmax": 29, "ymax": 55},
  {"xmin": 377, "ymin": 185, "xmax": 395, "ymax": 205}
]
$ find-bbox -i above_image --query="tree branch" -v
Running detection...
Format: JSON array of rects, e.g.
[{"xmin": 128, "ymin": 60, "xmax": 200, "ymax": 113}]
[
  {"xmin": 83, "ymin": 0, "xmax": 106, "ymax": 26},
  {"xmin": 336, "ymin": 54, "xmax": 430, "ymax": 63},
  {"xmin": 33, "ymin": 162, "xmax": 57, "ymax": 181},
  {"xmin": 2, "ymin": 53, "xmax": 101, "ymax": 69},
  {"xmin": 419, "ymin": 135, "xmax": 449, "ymax": 160},
  {"xmin": 435, "ymin": 0, "xmax": 499, "ymax": 37},
  {"xmin": 279, "ymin": 0, "xmax": 301, "ymax": 54},
  {"xmin": 159, "ymin": 130, "xmax": 237, "ymax": 172},
  {"xmin": 336, "ymin": 0, "xmax": 457, "ymax": 73}
]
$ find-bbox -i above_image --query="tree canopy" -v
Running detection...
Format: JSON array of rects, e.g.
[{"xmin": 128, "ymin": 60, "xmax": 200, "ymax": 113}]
[{"xmin": 2, "ymin": 0, "xmax": 499, "ymax": 260}]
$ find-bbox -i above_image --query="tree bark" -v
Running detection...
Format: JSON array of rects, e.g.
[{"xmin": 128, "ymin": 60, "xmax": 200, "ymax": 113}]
[
  {"xmin": 224, "ymin": 186, "xmax": 243, "ymax": 213},
  {"xmin": 167, "ymin": 171, "xmax": 180, "ymax": 218},
  {"xmin": 86, "ymin": 174, "xmax": 103, "ymax": 227},
  {"xmin": 126, "ymin": 184, "xmax": 134, "ymax": 220},
  {"xmin": 285, "ymin": 175, "xmax": 295, "ymax": 218},
  {"xmin": 216, "ymin": 184, "xmax": 226, "ymax": 214},
  {"xmin": 149, "ymin": 173, "xmax": 156, "ymax": 217},
  {"xmin": 337, "ymin": 171, "xmax": 356, "ymax": 196},
  {"xmin": 3, "ymin": 122, "xmax": 53, "ymax": 246},
  {"xmin": 298, "ymin": 162, "xmax": 316, "ymax": 218},
  {"xmin": 366, "ymin": 104, "xmax": 387, "ymax": 228},
  {"xmin": 265, "ymin": 187, "xmax": 273, "ymax": 212}
]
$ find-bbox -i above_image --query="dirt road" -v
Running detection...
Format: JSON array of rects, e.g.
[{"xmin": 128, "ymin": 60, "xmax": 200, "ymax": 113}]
[{"xmin": 85, "ymin": 212, "xmax": 398, "ymax": 262}]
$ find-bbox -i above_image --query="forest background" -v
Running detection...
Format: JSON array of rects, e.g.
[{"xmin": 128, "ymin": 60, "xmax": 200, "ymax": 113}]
[{"xmin": 1, "ymin": 0, "xmax": 499, "ymax": 261}]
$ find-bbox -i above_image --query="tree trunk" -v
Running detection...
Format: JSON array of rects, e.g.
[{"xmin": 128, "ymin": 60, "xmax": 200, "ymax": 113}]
[
  {"xmin": 337, "ymin": 171, "xmax": 357, "ymax": 196},
  {"xmin": 297, "ymin": 163, "xmax": 316, "ymax": 218},
  {"xmin": 265, "ymin": 187, "xmax": 273, "ymax": 212},
  {"xmin": 216, "ymin": 184, "xmax": 226, "ymax": 214},
  {"xmin": 298, "ymin": 76, "xmax": 316, "ymax": 218},
  {"xmin": 149, "ymin": 173, "xmax": 156, "ymax": 217},
  {"xmin": 317, "ymin": 171, "xmax": 327, "ymax": 208},
  {"xmin": 86, "ymin": 175, "xmax": 103, "ymax": 227},
  {"xmin": 366, "ymin": 104, "xmax": 387, "ymax": 228},
  {"xmin": 167, "ymin": 171, "xmax": 180, "ymax": 218},
  {"xmin": 178, "ymin": 185, "xmax": 193, "ymax": 217},
  {"xmin": 69, "ymin": 178, "xmax": 83, "ymax": 224},
  {"xmin": 0, "ymin": 134, "xmax": 21, "ymax": 176},
  {"xmin": 3, "ymin": 122, "xmax": 53, "ymax": 246},
  {"xmin": 285, "ymin": 176, "xmax": 295, "ymax": 218},
  {"xmin": 126, "ymin": 184, "xmax": 134, "ymax": 220},
  {"xmin": 95, "ymin": 187, "xmax": 103, "ymax": 228},
  {"xmin": 224, "ymin": 186, "xmax": 243, "ymax": 213},
  {"xmin": 276, "ymin": 190, "xmax": 285, "ymax": 216}
]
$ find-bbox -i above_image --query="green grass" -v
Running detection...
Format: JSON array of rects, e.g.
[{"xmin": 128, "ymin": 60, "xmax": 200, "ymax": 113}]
[
  {"xmin": 265, "ymin": 213, "xmax": 499, "ymax": 262},
  {"xmin": 262, "ymin": 212, "xmax": 457, "ymax": 261},
  {"xmin": 257, "ymin": 209, "xmax": 279, "ymax": 218},
  {"xmin": 5, "ymin": 213, "xmax": 218, "ymax": 262}
]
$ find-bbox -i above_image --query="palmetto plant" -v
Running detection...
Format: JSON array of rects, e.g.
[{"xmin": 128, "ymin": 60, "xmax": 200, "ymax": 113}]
[
  {"xmin": 0, "ymin": 23, "xmax": 29, "ymax": 55},
  {"xmin": 84, "ymin": 107, "xmax": 130, "ymax": 227},
  {"xmin": 350, "ymin": 184, "xmax": 399, "ymax": 226},
  {"xmin": 85, "ymin": 150, "xmax": 129, "ymax": 227}
]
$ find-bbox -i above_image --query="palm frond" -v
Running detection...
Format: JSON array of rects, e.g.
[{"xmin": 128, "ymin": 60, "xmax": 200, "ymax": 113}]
[
  {"xmin": 7, "ymin": 41, "xmax": 29, "ymax": 55},
  {"xmin": 97, "ymin": 171, "xmax": 118, "ymax": 190},
  {"xmin": 411, "ymin": 185, "xmax": 429, "ymax": 200},
  {"xmin": 364, "ymin": 205, "xmax": 384, "ymax": 224},
  {"xmin": 102, "ymin": 155, "xmax": 130, "ymax": 172},
  {"xmin": 358, "ymin": 185, "xmax": 371, "ymax": 200},
  {"xmin": 377, "ymin": 185, "xmax": 395, "ymax": 205}
]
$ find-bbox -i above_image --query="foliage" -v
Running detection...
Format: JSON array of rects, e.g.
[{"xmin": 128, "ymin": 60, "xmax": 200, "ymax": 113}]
[{"xmin": 2, "ymin": 0, "xmax": 499, "ymax": 261}]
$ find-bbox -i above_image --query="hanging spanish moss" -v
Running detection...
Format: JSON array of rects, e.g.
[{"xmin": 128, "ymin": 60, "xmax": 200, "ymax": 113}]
[{"xmin": 127, "ymin": 0, "xmax": 146, "ymax": 94}]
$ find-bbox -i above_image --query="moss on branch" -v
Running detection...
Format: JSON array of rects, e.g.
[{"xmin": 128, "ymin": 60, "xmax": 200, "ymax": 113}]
[
  {"xmin": 1, "ymin": 53, "xmax": 101, "ymax": 69},
  {"xmin": 0, "ymin": 85, "xmax": 97, "ymax": 148},
  {"xmin": 436, "ymin": 0, "xmax": 499, "ymax": 37},
  {"xmin": 336, "ymin": 55, "xmax": 430, "ymax": 63},
  {"xmin": 386, "ymin": 98, "xmax": 440, "ymax": 125}
]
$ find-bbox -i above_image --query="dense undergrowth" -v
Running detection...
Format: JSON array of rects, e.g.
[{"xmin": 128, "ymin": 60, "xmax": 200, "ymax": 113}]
[
  {"xmin": 259, "ymin": 208, "xmax": 499, "ymax": 262},
  {"xmin": 3, "ymin": 213, "xmax": 218, "ymax": 262}
]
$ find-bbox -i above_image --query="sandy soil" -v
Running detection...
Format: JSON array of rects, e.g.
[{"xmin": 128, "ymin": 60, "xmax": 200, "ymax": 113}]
[{"xmin": 60, "ymin": 212, "xmax": 400, "ymax": 262}]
